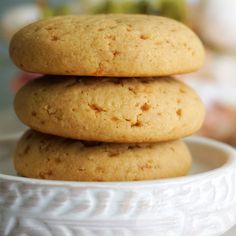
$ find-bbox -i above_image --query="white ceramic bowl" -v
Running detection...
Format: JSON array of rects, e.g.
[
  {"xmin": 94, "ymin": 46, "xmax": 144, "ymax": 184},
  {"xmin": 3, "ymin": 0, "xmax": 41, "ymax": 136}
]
[{"xmin": 1, "ymin": 135, "xmax": 236, "ymax": 236}]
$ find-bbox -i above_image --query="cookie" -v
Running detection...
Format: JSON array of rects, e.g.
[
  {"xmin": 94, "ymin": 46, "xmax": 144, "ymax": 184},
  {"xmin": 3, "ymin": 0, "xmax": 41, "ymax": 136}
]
[
  {"xmin": 14, "ymin": 130, "xmax": 192, "ymax": 181},
  {"xmin": 14, "ymin": 76, "xmax": 205, "ymax": 143},
  {"xmin": 10, "ymin": 14, "xmax": 204, "ymax": 77}
]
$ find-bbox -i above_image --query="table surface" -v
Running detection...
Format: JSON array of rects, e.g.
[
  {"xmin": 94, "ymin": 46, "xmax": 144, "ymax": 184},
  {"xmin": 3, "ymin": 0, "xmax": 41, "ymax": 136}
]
[{"xmin": 224, "ymin": 226, "xmax": 236, "ymax": 236}]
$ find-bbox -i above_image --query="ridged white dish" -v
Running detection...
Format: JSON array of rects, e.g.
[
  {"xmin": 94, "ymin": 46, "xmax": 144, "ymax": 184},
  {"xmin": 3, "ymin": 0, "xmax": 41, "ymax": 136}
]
[{"xmin": 0, "ymin": 135, "xmax": 236, "ymax": 236}]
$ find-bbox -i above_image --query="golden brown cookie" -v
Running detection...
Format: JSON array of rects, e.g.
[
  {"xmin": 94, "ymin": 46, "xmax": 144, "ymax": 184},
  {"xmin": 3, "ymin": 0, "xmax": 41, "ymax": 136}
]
[
  {"xmin": 10, "ymin": 14, "xmax": 204, "ymax": 77},
  {"xmin": 14, "ymin": 76, "xmax": 205, "ymax": 143},
  {"xmin": 14, "ymin": 130, "xmax": 192, "ymax": 181}
]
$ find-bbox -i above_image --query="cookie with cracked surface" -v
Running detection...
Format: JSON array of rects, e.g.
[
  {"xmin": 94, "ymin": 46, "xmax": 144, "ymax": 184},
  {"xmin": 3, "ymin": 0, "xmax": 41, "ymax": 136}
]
[
  {"xmin": 14, "ymin": 76, "xmax": 205, "ymax": 142},
  {"xmin": 15, "ymin": 130, "xmax": 192, "ymax": 181},
  {"xmin": 10, "ymin": 14, "xmax": 204, "ymax": 77}
]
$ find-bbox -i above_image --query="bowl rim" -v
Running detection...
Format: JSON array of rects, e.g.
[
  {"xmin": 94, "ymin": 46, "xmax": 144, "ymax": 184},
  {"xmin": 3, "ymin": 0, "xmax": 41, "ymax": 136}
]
[{"xmin": 0, "ymin": 135, "xmax": 235, "ymax": 188}]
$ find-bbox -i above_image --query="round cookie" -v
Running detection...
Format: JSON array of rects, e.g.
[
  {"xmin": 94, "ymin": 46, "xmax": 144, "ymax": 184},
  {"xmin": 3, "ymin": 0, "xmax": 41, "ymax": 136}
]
[
  {"xmin": 10, "ymin": 14, "xmax": 204, "ymax": 77},
  {"xmin": 15, "ymin": 130, "xmax": 192, "ymax": 181},
  {"xmin": 14, "ymin": 76, "xmax": 205, "ymax": 143}
]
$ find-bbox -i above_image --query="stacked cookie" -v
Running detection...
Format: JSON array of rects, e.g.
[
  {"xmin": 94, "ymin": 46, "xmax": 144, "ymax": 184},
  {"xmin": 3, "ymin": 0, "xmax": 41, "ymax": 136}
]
[{"xmin": 10, "ymin": 14, "xmax": 205, "ymax": 181}]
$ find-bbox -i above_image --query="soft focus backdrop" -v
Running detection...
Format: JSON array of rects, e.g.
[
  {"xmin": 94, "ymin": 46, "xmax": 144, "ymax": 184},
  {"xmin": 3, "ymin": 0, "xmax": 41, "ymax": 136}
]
[{"xmin": 1, "ymin": 0, "xmax": 236, "ymax": 148}]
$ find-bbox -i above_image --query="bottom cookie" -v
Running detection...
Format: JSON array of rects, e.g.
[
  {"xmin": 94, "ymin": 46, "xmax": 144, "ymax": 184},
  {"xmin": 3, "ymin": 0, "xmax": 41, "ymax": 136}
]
[{"xmin": 14, "ymin": 130, "xmax": 192, "ymax": 181}]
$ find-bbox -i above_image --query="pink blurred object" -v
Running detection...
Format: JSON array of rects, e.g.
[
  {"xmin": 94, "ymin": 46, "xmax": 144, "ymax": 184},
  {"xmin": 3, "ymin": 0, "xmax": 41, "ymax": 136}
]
[
  {"xmin": 11, "ymin": 72, "xmax": 41, "ymax": 93},
  {"xmin": 183, "ymin": 50, "xmax": 236, "ymax": 146},
  {"xmin": 200, "ymin": 103, "xmax": 236, "ymax": 146}
]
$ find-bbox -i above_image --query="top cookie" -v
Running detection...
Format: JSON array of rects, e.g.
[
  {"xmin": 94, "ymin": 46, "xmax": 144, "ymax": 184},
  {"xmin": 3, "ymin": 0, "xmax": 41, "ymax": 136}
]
[{"xmin": 10, "ymin": 14, "xmax": 204, "ymax": 77}]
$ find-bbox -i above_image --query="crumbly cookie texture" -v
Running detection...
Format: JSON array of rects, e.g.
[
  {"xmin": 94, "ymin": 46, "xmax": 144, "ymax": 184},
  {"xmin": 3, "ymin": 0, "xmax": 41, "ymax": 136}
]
[
  {"xmin": 14, "ymin": 76, "xmax": 205, "ymax": 143},
  {"xmin": 10, "ymin": 14, "xmax": 204, "ymax": 77},
  {"xmin": 15, "ymin": 130, "xmax": 192, "ymax": 181}
]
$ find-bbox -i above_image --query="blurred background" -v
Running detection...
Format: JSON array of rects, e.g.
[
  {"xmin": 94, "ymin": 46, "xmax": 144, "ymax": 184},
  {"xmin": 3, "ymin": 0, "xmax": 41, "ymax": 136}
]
[{"xmin": 1, "ymin": 0, "xmax": 236, "ymax": 147}]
